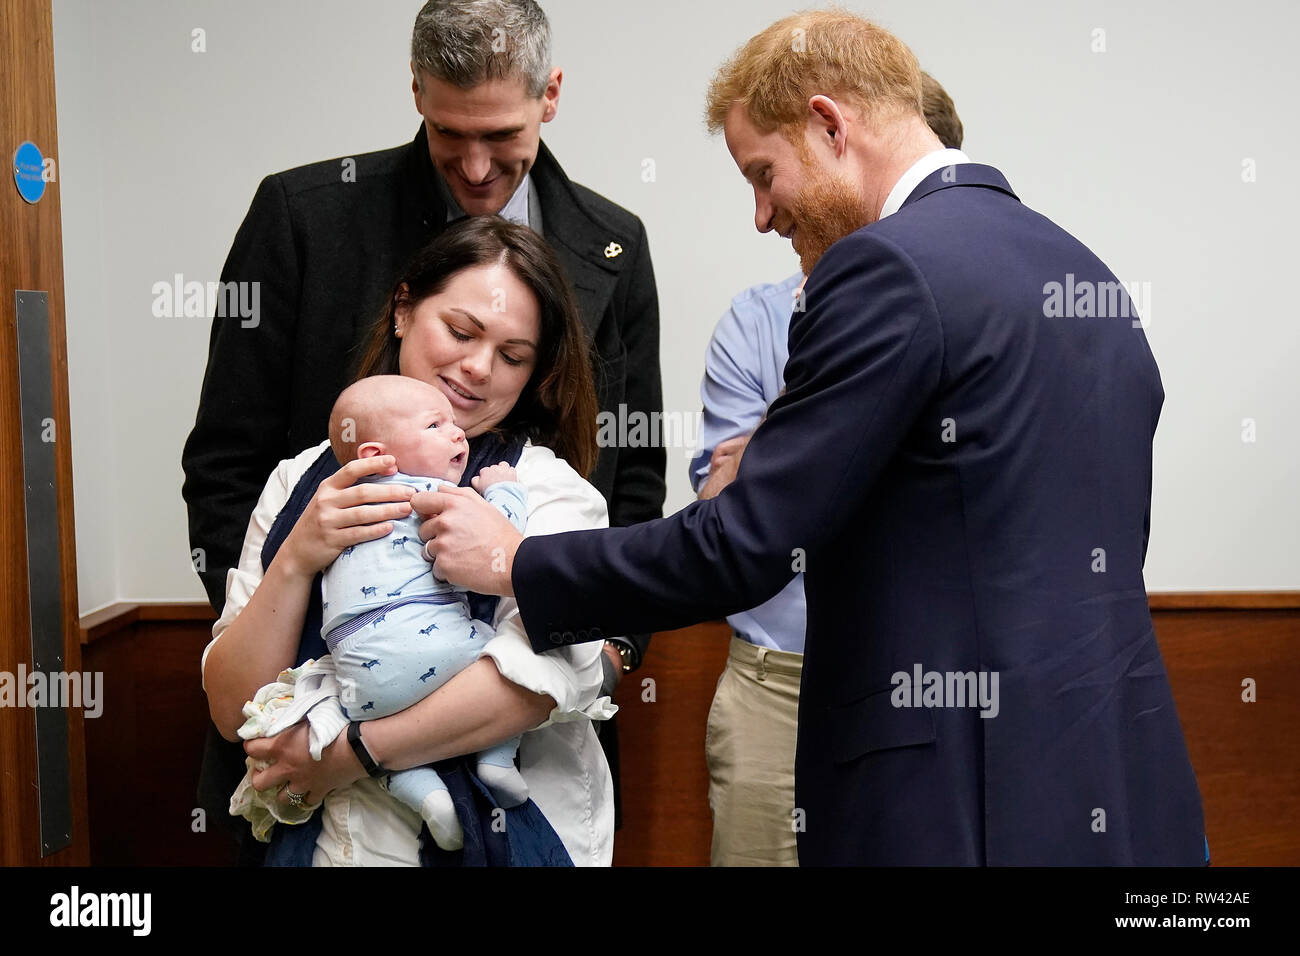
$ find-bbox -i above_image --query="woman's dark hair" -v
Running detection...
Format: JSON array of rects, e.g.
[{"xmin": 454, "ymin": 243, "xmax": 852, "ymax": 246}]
[{"xmin": 351, "ymin": 216, "xmax": 598, "ymax": 478}]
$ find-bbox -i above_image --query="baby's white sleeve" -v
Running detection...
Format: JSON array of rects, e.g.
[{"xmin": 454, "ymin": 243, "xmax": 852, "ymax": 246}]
[{"xmin": 478, "ymin": 446, "xmax": 617, "ymax": 729}]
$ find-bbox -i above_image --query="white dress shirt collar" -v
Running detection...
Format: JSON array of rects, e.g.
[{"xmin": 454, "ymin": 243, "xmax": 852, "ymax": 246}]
[{"xmin": 878, "ymin": 148, "xmax": 971, "ymax": 220}]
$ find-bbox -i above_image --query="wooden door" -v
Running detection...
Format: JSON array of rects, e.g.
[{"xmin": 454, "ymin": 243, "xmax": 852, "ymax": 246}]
[{"xmin": 0, "ymin": 0, "xmax": 89, "ymax": 866}]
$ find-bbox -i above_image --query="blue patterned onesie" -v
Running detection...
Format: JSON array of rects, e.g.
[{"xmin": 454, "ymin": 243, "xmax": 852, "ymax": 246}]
[{"xmin": 321, "ymin": 472, "xmax": 528, "ymax": 814}]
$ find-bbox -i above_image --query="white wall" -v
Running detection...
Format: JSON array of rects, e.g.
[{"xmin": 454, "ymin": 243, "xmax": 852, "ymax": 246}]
[{"xmin": 53, "ymin": 0, "xmax": 1300, "ymax": 613}]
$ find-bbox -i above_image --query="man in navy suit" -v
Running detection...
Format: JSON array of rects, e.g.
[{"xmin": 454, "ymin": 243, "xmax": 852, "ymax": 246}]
[{"xmin": 414, "ymin": 10, "xmax": 1207, "ymax": 865}]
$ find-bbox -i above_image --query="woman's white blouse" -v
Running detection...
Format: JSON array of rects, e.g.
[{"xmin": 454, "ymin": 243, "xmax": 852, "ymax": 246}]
[{"xmin": 201, "ymin": 439, "xmax": 616, "ymax": 866}]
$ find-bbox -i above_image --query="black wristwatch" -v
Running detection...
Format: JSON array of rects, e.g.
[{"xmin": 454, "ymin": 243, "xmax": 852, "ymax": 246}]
[
  {"xmin": 347, "ymin": 720, "xmax": 387, "ymax": 778},
  {"xmin": 609, "ymin": 639, "xmax": 637, "ymax": 674}
]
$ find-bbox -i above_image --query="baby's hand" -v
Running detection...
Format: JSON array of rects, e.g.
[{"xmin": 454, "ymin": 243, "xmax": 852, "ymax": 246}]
[{"xmin": 471, "ymin": 461, "xmax": 517, "ymax": 494}]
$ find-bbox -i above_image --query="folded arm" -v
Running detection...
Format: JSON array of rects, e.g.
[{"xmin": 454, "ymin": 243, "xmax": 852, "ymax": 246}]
[{"xmin": 690, "ymin": 290, "xmax": 775, "ymax": 495}]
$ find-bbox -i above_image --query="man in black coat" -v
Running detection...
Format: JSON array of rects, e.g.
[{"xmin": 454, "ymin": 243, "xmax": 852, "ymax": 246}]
[{"xmin": 182, "ymin": 0, "xmax": 663, "ymax": 853}]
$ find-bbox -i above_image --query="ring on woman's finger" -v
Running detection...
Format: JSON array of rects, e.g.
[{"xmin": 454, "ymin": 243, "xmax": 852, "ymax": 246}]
[
  {"xmin": 423, "ymin": 539, "xmax": 435, "ymax": 561},
  {"xmin": 285, "ymin": 788, "xmax": 308, "ymax": 808}
]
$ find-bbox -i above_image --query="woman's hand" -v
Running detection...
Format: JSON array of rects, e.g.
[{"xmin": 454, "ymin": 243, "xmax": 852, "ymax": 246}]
[
  {"xmin": 279, "ymin": 455, "xmax": 416, "ymax": 578},
  {"xmin": 246, "ymin": 722, "xmax": 366, "ymax": 807}
]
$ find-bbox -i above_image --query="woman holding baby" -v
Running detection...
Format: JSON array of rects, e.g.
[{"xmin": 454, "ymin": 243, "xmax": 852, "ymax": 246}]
[{"xmin": 201, "ymin": 216, "xmax": 615, "ymax": 866}]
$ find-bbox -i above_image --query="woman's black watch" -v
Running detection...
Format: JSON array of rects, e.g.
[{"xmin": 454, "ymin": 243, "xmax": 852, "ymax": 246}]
[
  {"xmin": 347, "ymin": 721, "xmax": 387, "ymax": 778},
  {"xmin": 611, "ymin": 640, "xmax": 636, "ymax": 673}
]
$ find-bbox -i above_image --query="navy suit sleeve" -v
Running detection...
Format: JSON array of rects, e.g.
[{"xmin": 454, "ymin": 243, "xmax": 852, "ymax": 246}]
[
  {"xmin": 181, "ymin": 175, "xmax": 301, "ymax": 612},
  {"xmin": 514, "ymin": 231, "xmax": 944, "ymax": 651}
]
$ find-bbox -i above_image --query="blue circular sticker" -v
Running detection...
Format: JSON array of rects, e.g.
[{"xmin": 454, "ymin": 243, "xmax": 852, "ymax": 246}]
[{"xmin": 14, "ymin": 141, "xmax": 46, "ymax": 204}]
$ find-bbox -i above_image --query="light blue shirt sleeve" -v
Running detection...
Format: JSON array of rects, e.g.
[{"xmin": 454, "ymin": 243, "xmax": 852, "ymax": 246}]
[
  {"xmin": 690, "ymin": 272, "xmax": 804, "ymax": 493},
  {"xmin": 690, "ymin": 272, "xmax": 808, "ymax": 654}
]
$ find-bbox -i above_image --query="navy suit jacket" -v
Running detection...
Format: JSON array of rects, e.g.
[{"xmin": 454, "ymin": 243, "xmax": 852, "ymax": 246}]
[{"xmin": 512, "ymin": 164, "xmax": 1206, "ymax": 865}]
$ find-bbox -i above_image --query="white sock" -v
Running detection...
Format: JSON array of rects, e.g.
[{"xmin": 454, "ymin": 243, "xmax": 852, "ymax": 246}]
[
  {"xmin": 477, "ymin": 762, "xmax": 529, "ymax": 808},
  {"xmin": 420, "ymin": 790, "xmax": 464, "ymax": 851}
]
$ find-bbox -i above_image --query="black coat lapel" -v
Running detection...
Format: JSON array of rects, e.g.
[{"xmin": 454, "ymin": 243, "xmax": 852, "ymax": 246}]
[{"xmin": 529, "ymin": 141, "xmax": 625, "ymax": 343}]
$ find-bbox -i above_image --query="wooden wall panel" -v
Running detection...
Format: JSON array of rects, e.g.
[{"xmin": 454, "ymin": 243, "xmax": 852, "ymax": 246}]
[
  {"xmin": 81, "ymin": 607, "xmax": 236, "ymax": 866},
  {"xmin": 610, "ymin": 621, "xmax": 730, "ymax": 866},
  {"xmin": 1153, "ymin": 608, "xmax": 1299, "ymax": 866},
  {"xmin": 80, "ymin": 600, "xmax": 1297, "ymax": 866}
]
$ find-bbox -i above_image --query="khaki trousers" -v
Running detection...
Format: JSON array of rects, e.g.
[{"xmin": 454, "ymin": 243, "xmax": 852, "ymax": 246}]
[{"xmin": 705, "ymin": 636, "xmax": 803, "ymax": 866}]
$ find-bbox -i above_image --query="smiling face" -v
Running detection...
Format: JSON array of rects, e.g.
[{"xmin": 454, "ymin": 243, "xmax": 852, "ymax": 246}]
[
  {"xmin": 413, "ymin": 69, "xmax": 560, "ymax": 217},
  {"xmin": 393, "ymin": 261, "xmax": 541, "ymax": 439},
  {"xmin": 725, "ymin": 101, "xmax": 872, "ymax": 275}
]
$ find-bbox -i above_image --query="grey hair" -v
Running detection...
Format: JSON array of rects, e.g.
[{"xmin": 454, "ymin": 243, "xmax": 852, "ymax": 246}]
[{"xmin": 411, "ymin": 0, "xmax": 552, "ymax": 97}]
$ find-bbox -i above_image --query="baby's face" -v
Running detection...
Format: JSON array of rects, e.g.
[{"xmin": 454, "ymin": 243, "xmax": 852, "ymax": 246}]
[{"xmin": 381, "ymin": 394, "xmax": 469, "ymax": 482}]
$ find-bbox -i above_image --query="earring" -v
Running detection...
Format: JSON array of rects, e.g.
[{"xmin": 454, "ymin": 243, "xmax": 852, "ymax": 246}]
[{"xmin": 395, "ymin": 324, "xmax": 402, "ymax": 338}]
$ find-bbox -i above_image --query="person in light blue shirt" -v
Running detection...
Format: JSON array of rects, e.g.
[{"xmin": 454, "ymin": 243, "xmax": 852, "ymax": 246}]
[
  {"xmin": 690, "ymin": 271, "xmax": 807, "ymax": 866},
  {"xmin": 692, "ymin": 72, "xmax": 965, "ymax": 866}
]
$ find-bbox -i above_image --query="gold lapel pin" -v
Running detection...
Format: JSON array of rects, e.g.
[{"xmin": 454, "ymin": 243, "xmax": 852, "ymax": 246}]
[{"xmin": 604, "ymin": 242, "xmax": 623, "ymax": 259}]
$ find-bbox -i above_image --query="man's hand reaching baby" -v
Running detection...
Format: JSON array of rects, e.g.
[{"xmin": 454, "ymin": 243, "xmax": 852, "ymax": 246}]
[{"xmin": 414, "ymin": 462, "xmax": 524, "ymax": 597}]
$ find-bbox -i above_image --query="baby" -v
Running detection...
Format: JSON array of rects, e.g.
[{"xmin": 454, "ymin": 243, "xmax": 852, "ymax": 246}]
[{"xmin": 321, "ymin": 374, "xmax": 529, "ymax": 850}]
